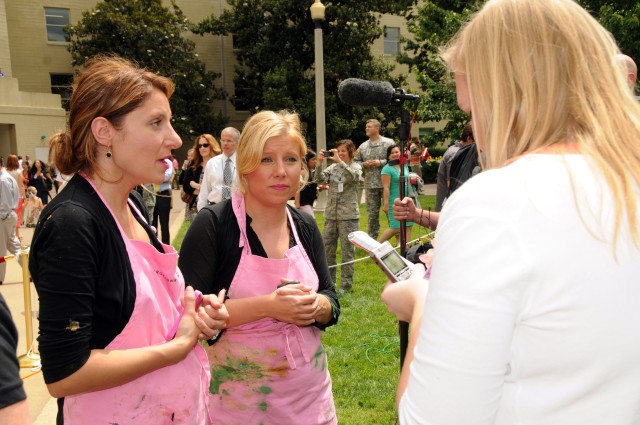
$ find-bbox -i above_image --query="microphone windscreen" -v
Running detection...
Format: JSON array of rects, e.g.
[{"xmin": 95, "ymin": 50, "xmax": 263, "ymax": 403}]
[{"xmin": 338, "ymin": 78, "xmax": 395, "ymax": 107}]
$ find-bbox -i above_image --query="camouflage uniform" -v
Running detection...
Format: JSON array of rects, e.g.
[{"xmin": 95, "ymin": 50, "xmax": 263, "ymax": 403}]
[
  {"xmin": 354, "ymin": 136, "xmax": 395, "ymax": 239},
  {"xmin": 314, "ymin": 159, "xmax": 362, "ymax": 292}
]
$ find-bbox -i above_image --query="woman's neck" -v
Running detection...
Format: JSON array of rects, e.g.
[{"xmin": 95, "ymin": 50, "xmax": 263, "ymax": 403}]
[
  {"xmin": 244, "ymin": 196, "xmax": 290, "ymax": 258},
  {"xmin": 84, "ymin": 171, "xmax": 136, "ymax": 228}
]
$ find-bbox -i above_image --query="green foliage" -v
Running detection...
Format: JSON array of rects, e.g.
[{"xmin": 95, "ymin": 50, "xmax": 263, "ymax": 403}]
[
  {"xmin": 402, "ymin": 0, "xmax": 640, "ymax": 144},
  {"xmin": 174, "ymin": 194, "xmax": 436, "ymax": 423},
  {"xmin": 399, "ymin": 1, "xmax": 480, "ymax": 145},
  {"xmin": 579, "ymin": 0, "xmax": 640, "ymax": 93},
  {"xmin": 421, "ymin": 160, "xmax": 440, "ymax": 183},
  {"xmin": 194, "ymin": 0, "xmax": 417, "ymax": 148},
  {"xmin": 65, "ymin": 0, "xmax": 227, "ymax": 139}
]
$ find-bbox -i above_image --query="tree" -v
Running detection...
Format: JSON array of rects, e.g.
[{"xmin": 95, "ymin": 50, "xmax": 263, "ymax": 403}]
[
  {"xmin": 398, "ymin": 1, "xmax": 480, "ymax": 146},
  {"xmin": 401, "ymin": 0, "xmax": 640, "ymax": 145},
  {"xmin": 580, "ymin": 0, "xmax": 640, "ymax": 93},
  {"xmin": 65, "ymin": 0, "xmax": 227, "ymax": 139},
  {"xmin": 195, "ymin": 0, "xmax": 416, "ymax": 148}
]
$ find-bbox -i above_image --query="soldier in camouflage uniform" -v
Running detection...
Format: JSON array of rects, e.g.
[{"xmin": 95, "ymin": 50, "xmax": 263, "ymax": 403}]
[
  {"xmin": 354, "ymin": 119, "xmax": 395, "ymax": 239},
  {"xmin": 314, "ymin": 139, "xmax": 362, "ymax": 294}
]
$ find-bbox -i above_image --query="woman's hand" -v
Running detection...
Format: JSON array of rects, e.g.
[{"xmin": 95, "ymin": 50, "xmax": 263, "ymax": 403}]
[
  {"xmin": 196, "ymin": 289, "xmax": 228, "ymax": 340},
  {"xmin": 381, "ymin": 264, "xmax": 430, "ymax": 323},
  {"xmin": 271, "ymin": 279, "xmax": 318, "ymax": 326},
  {"xmin": 172, "ymin": 286, "xmax": 201, "ymax": 360},
  {"xmin": 393, "ymin": 197, "xmax": 417, "ymax": 223}
]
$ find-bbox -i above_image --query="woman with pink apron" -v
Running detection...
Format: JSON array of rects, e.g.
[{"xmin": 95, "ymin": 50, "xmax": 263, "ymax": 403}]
[
  {"xmin": 205, "ymin": 194, "xmax": 336, "ymax": 424},
  {"xmin": 30, "ymin": 57, "xmax": 227, "ymax": 425},
  {"xmin": 179, "ymin": 110, "xmax": 340, "ymax": 424},
  {"xmin": 60, "ymin": 176, "xmax": 212, "ymax": 424}
]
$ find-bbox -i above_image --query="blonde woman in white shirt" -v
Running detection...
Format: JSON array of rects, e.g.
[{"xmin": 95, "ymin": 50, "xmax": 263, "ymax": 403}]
[{"xmin": 382, "ymin": 1, "xmax": 640, "ymax": 424}]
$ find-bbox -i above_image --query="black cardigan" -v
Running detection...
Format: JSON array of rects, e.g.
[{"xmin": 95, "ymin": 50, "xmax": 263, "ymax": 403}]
[
  {"xmin": 29, "ymin": 174, "xmax": 158, "ymax": 385},
  {"xmin": 178, "ymin": 200, "xmax": 340, "ymax": 330}
]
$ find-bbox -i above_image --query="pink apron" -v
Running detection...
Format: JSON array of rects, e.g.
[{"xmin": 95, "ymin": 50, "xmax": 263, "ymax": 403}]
[
  {"xmin": 63, "ymin": 175, "xmax": 211, "ymax": 425},
  {"xmin": 205, "ymin": 194, "xmax": 337, "ymax": 424}
]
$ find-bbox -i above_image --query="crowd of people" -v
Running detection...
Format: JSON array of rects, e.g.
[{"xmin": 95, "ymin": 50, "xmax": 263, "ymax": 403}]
[{"xmin": 2, "ymin": 0, "xmax": 640, "ymax": 423}]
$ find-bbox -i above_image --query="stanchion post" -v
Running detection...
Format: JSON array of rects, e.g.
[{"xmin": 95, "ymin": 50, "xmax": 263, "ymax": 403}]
[{"xmin": 18, "ymin": 248, "xmax": 40, "ymax": 368}]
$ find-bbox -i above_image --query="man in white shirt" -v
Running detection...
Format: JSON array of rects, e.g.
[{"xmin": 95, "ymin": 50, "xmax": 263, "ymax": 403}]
[
  {"xmin": 0, "ymin": 158, "xmax": 21, "ymax": 284},
  {"xmin": 197, "ymin": 127, "xmax": 241, "ymax": 211}
]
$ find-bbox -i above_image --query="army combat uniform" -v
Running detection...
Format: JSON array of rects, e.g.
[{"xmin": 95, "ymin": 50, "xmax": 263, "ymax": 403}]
[
  {"xmin": 354, "ymin": 136, "xmax": 395, "ymax": 239},
  {"xmin": 314, "ymin": 159, "xmax": 362, "ymax": 292}
]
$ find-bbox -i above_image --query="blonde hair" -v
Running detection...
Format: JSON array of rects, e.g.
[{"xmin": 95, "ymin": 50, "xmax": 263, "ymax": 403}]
[
  {"xmin": 236, "ymin": 110, "xmax": 308, "ymax": 195},
  {"xmin": 441, "ymin": 0, "xmax": 640, "ymax": 247},
  {"xmin": 49, "ymin": 55, "xmax": 175, "ymax": 176}
]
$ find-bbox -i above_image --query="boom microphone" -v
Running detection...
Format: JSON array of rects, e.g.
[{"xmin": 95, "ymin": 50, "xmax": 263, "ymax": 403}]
[{"xmin": 338, "ymin": 78, "xmax": 420, "ymax": 107}]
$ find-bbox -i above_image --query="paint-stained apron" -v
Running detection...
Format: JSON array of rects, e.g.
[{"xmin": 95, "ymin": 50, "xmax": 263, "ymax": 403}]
[
  {"xmin": 63, "ymin": 174, "xmax": 211, "ymax": 425},
  {"xmin": 206, "ymin": 194, "xmax": 337, "ymax": 424}
]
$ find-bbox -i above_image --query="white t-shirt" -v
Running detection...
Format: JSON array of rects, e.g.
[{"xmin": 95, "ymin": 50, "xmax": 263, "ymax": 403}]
[{"xmin": 400, "ymin": 154, "xmax": 640, "ymax": 424}]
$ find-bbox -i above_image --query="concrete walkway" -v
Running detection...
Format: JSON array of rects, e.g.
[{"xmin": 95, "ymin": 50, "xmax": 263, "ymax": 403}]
[{"xmin": 0, "ymin": 188, "xmax": 187, "ymax": 423}]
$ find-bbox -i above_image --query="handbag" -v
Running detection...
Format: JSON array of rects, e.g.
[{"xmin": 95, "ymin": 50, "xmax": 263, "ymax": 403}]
[{"xmin": 180, "ymin": 190, "xmax": 195, "ymax": 205}]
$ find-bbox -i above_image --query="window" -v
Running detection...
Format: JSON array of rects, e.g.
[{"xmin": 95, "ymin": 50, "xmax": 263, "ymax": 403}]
[
  {"xmin": 384, "ymin": 27, "xmax": 400, "ymax": 55},
  {"xmin": 51, "ymin": 74, "xmax": 73, "ymax": 110},
  {"xmin": 419, "ymin": 127, "xmax": 435, "ymax": 141},
  {"xmin": 45, "ymin": 8, "xmax": 70, "ymax": 42}
]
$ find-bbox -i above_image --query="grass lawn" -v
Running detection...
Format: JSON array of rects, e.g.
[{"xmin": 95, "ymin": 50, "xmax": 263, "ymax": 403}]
[{"xmin": 173, "ymin": 194, "xmax": 436, "ymax": 424}]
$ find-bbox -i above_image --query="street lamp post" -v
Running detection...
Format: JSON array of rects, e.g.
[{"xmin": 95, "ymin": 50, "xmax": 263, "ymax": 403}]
[{"xmin": 310, "ymin": 0, "xmax": 327, "ymax": 209}]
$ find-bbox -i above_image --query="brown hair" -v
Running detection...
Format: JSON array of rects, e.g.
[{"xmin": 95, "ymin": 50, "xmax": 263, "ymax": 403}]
[
  {"xmin": 6, "ymin": 154, "xmax": 19, "ymax": 171},
  {"xmin": 191, "ymin": 134, "xmax": 221, "ymax": 169},
  {"xmin": 335, "ymin": 139, "xmax": 357, "ymax": 160},
  {"xmin": 49, "ymin": 55, "xmax": 175, "ymax": 176}
]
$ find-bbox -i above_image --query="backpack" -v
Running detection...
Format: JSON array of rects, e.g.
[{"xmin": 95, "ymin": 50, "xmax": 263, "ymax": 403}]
[{"xmin": 448, "ymin": 143, "xmax": 480, "ymax": 196}]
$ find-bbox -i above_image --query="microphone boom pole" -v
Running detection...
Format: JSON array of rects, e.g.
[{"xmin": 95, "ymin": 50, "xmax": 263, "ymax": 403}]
[{"xmin": 395, "ymin": 92, "xmax": 413, "ymax": 369}]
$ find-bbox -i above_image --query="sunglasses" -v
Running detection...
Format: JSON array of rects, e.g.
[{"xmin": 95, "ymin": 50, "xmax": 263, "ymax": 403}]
[{"xmin": 198, "ymin": 143, "xmax": 210, "ymax": 148}]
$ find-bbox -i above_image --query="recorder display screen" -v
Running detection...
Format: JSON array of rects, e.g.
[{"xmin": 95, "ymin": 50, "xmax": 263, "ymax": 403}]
[{"xmin": 381, "ymin": 250, "xmax": 407, "ymax": 275}]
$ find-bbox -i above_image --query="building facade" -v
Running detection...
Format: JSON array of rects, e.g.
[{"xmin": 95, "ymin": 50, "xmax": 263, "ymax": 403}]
[{"xmin": 1, "ymin": 1, "xmax": 439, "ymax": 161}]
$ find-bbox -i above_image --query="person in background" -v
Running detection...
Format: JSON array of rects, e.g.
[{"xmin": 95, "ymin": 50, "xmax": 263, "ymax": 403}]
[
  {"xmin": 447, "ymin": 123, "xmax": 479, "ymax": 198},
  {"xmin": 179, "ymin": 110, "xmax": 339, "ymax": 424},
  {"xmin": 135, "ymin": 183, "xmax": 155, "ymax": 223},
  {"xmin": 5, "ymin": 155, "xmax": 24, "ymax": 240},
  {"xmin": 23, "ymin": 186, "xmax": 44, "ymax": 228},
  {"xmin": 151, "ymin": 159, "xmax": 173, "ymax": 245},
  {"xmin": 197, "ymin": 127, "xmax": 241, "ymax": 210},
  {"xmin": 0, "ymin": 293, "xmax": 30, "ymax": 424},
  {"xmin": 616, "ymin": 53, "xmax": 637, "ymax": 97},
  {"xmin": 28, "ymin": 160, "xmax": 53, "ymax": 205},
  {"xmin": 294, "ymin": 149, "xmax": 318, "ymax": 220},
  {"xmin": 170, "ymin": 154, "xmax": 180, "ymax": 189},
  {"xmin": 435, "ymin": 129, "xmax": 466, "ymax": 212},
  {"xmin": 21, "ymin": 161, "xmax": 29, "ymax": 192},
  {"xmin": 178, "ymin": 148, "xmax": 194, "ymax": 188},
  {"xmin": 382, "ymin": 0, "xmax": 640, "ymax": 423},
  {"xmin": 29, "ymin": 55, "xmax": 227, "ymax": 425},
  {"xmin": 315, "ymin": 140, "xmax": 362, "ymax": 294},
  {"xmin": 408, "ymin": 137, "xmax": 423, "ymax": 180},
  {"xmin": 0, "ymin": 157, "xmax": 21, "ymax": 285},
  {"xmin": 379, "ymin": 144, "xmax": 413, "ymax": 245},
  {"xmin": 354, "ymin": 119, "xmax": 395, "ymax": 239},
  {"xmin": 182, "ymin": 134, "xmax": 221, "ymax": 220}
]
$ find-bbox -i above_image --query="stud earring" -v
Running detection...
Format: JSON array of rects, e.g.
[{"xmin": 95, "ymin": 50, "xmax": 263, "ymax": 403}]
[{"xmin": 106, "ymin": 149, "xmax": 112, "ymax": 158}]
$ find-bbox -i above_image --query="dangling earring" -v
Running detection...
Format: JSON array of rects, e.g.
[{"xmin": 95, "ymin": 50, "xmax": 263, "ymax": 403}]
[{"xmin": 106, "ymin": 149, "xmax": 112, "ymax": 158}]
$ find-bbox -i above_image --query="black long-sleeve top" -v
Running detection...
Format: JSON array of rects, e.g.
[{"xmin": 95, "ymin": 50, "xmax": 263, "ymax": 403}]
[
  {"xmin": 178, "ymin": 200, "xmax": 340, "ymax": 330},
  {"xmin": 29, "ymin": 175, "xmax": 158, "ymax": 385}
]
